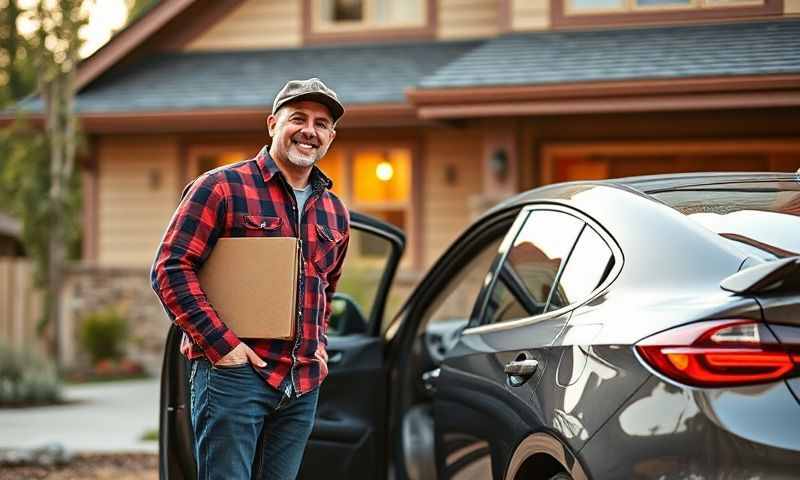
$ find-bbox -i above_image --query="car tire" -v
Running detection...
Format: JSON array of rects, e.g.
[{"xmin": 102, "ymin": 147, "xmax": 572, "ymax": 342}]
[{"xmin": 548, "ymin": 474, "xmax": 572, "ymax": 480}]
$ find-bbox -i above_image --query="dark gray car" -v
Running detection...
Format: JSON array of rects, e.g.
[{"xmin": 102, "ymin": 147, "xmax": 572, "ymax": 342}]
[{"xmin": 160, "ymin": 172, "xmax": 800, "ymax": 479}]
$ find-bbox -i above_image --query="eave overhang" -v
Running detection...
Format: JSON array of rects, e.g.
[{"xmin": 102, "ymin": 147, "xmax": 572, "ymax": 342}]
[
  {"xmin": 406, "ymin": 74, "xmax": 800, "ymax": 119},
  {"xmin": 0, "ymin": 103, "xmax": 419, "ymax": 133}
]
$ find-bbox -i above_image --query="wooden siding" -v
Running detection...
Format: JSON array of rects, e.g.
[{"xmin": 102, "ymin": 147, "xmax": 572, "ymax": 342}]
[
  {"xmin": 97, "ymin": 136, "xmax": 181, "ymax": 268},
  {"xmin": 512, "ymin": 0, "xmax": 550, "ymax": 31},
  {"xmin": 422, "ymin": 128, "xmax": 484, "ymax": 265},
  {"xmin": 438, "ymin": 0, "xmax": 501, "ymax": 39},
  {"xmin": 0, "ymin": 258, "xmax": 43, "ymax": 351},
  {"xmin": 184, "ymin": 0, "xmax": 302, "ymax": 51},
  {"xmin": 786, "ymin": 0, "xmax": 800, "ymax": 14}
]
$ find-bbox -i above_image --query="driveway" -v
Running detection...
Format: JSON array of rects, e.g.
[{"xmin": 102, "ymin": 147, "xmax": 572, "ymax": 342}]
[{"xmin": 0, "ymin": 378, "xmax": 160, "ymax": 453}]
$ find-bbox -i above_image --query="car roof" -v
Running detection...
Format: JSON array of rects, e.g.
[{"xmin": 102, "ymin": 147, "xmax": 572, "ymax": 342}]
[{"xmin": 488, "ymin": 171, "xmax": 800, "ymax": 215}]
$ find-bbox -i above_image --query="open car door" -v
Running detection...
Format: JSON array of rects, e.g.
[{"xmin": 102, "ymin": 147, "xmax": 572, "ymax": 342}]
[{"xmin": 159, "ymin": 211, "xmax": 405, "ymax": 479}]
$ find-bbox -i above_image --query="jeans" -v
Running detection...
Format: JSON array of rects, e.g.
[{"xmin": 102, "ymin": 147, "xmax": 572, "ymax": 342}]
[{"xmin": 189, "ymin": 358, "xmax": 320, "ymax": 480}]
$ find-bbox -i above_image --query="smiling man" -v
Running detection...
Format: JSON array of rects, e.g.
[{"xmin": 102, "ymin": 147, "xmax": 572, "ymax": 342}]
[{"xmin": 151, "ymin": 78, "xmax": 349, "ymax": 480}]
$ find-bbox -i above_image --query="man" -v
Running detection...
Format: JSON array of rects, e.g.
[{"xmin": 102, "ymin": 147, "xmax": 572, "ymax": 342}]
[{"xmin": 150, "ymin": 78, "xmax": 349, "ymax": 480}]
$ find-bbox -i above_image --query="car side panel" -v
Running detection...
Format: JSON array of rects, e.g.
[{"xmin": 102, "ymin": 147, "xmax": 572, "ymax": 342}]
[{"xmin": 580, "ymin": 375, "xmax": 800, "ymax": 479}]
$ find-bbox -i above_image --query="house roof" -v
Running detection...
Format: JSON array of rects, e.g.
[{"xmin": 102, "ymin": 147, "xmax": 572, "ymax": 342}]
[
  {"xmin": 6, "ymin": 15, "xmax": 799, "ymax": 127},
  {"xmin": 417, "ymin": 19, "xmax": 800, "ymax": 89},
  {"xmin": 21, "ymin": 40, "xmax": 479, "ymax": 114}
]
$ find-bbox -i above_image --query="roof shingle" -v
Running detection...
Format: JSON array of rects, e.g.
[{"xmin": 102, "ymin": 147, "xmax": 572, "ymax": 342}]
[
  {"xmin": 418, "ymin": 20, "xmax": 800, "ymax": 89},
  {"xmin": 27, "ymin": 41, "xmax": 480, "ymax": 113}
]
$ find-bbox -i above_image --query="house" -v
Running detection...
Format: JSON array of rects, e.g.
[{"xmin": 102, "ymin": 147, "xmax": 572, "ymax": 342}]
[{"xmin": 6, "ymin": 0, "xmax": 800, "ymax": 367}]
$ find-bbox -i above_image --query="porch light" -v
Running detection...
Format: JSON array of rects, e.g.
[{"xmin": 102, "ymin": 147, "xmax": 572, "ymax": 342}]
[{"xmin": 376, "ymin": 161, "xmax": 394, "ymax": 182}]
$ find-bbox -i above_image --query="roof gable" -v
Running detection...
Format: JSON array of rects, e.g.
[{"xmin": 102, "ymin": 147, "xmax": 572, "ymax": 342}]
[{"xmin": 76, "ymin": 0, "xmax": 246, "ymax": 91}]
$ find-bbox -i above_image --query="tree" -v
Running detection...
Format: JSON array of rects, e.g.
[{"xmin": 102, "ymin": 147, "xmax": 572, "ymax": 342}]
[
  {"xmin": 0, "ymin": 0, "xmax": 36, "ymax": 108},
  {"xmin": 34, "ymin": 0, "xmax": 87, "ymax": 366},
  {"xmin": 0, "ymin": 0, "xmax": 87, "ymax": 366}
]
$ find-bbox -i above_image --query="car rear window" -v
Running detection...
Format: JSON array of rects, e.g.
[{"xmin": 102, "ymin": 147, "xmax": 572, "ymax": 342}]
[{"xmin": 650, "ymin": 184, "xmax": 800, "ymax": 262}]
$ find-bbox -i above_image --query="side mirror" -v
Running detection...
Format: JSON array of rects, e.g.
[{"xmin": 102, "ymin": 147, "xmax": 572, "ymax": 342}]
[{"xmin": 328, "ymin": 293, "xmax": 368, "ymax": 336}]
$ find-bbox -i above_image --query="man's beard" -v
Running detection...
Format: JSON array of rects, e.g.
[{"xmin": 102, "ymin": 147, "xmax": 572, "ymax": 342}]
[{"xmin": 287, "ymin": 142, "xmax": 328, "ymax": 167}]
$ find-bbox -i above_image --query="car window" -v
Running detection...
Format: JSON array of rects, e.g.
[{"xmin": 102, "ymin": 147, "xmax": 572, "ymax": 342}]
[
  {"xmin": 547, "ymin": 225, "xmax": 613, "ymax": 312},
  {"xmin": 331, "ymin": 227, "xmax": 397, "ymax": 336},
  {"xmin": 422, "ymin": 236, "xmax": 504, "ymax": 327},
  {"xmin": 482, "ymin": 210, "xmax": 584, "ymax": 325}
]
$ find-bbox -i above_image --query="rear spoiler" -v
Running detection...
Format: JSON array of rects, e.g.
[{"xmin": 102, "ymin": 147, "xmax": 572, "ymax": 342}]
[{"xmin": 721, "ymin": 256, "xmax": 800, "ymax": 294}]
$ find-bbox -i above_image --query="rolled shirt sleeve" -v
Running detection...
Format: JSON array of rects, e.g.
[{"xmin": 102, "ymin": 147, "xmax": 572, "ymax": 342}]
[{"xmin": 150, "ymin": 174, "xmax": 240, "ymax": 364}]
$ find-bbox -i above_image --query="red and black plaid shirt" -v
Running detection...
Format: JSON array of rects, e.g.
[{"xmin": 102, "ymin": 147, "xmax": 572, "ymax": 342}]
[{"xmin": 150, "ymin": 146, "xmax": 349, "ymax": 395}]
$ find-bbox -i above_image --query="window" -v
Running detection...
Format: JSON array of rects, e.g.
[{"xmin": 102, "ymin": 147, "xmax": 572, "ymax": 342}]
[
  {"xmin": 423, "ymin": 236, "xmax": 503, "ymax": 327},
  {"xmin": 314, "ymin": 0, "xmax": 426, "ymax": 31},
  {"xmin": 567, "ymin": 0, "xmax": 760, "ymax": 14},
  {"xmin": 483, "ymin": 211, "xmax": 584, "ymax": 326},
  {"xmin": 547, "ymin": 226, "xmax": 614, "ymax": 311},
  {"xmin": 190, "ymin": 147, "xmax": 251, "ymax": 178},
  {"xmin": 318, "ymin": 145, "xmax": 415, "ymax": 268}
]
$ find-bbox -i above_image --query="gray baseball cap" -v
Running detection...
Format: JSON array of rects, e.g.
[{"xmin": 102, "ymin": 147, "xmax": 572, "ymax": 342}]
[{"xmin": 272, "ymin": 78, "xmax": 344, "ymax": 123}]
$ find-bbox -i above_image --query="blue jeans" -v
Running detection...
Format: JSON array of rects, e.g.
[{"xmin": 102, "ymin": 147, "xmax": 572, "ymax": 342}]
[{"xmin": 189, "ymin": 358, "xmax": 320, "ymax": 480}]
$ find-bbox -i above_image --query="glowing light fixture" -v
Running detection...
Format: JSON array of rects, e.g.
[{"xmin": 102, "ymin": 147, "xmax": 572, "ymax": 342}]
[{"xmin": 376, "ymin": 161, "xmax": 394, "ymax": 182}]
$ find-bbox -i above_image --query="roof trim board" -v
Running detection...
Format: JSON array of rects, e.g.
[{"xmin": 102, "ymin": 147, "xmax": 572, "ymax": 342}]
[
  {"xmin": 408, "ymin": 73, "xmax": 800, "ymax": 118},
  {"xmin": 414, "ymin": 88, "xmax": 800, "ymax": 119},
  {"xmin": 76, "ymin": 0, "xmax": 199, "ymax": 91},
  {"xmin": 60, "ymin": 103, "xmax": 418, "ymax": 133}
]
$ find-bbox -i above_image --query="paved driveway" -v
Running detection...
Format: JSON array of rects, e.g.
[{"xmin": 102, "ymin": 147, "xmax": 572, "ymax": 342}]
[{"xmin": 0, "ymin": 378, "xmax": 160, "ymax": 453}]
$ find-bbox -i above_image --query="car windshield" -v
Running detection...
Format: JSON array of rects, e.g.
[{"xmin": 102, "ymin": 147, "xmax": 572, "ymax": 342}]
[{"xmin": 650, "ymin": 184, "xmax": 800, "ymax": 262}]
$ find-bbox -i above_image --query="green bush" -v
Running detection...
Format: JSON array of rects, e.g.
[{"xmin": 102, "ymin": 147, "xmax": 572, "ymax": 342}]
[
  {"xmin": 78, "ymin": 308, "xmax": 129, "ymax": 364},
  {"xmin": 0, "ymin": 341, "xmax": 62, "ymax": 406}
]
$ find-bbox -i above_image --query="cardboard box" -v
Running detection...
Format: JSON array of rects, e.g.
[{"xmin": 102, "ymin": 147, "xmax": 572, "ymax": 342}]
[{"xmin": 199, "ymin": 237, "xmax": 300, "ymax": 340}]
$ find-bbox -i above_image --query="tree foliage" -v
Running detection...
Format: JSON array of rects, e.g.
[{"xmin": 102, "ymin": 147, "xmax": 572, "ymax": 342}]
[
  {"xmin": 0, "ymin": 0, "xmax": 85, "ymax": 280},
  {"xmin": 126, "ymin": 0, "xmax": 159, "ymax": 25}
]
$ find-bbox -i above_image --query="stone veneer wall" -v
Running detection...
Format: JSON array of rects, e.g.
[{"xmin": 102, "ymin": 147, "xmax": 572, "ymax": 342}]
[{"xmin": 61, "ymin": 263, "xmax": 169, "ymax": 373}]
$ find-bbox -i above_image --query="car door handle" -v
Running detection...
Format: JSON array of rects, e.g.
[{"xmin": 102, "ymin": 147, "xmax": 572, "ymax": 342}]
[{"xmin": 504, "ymin": 359, "xmax": 539, "ymax": 376}]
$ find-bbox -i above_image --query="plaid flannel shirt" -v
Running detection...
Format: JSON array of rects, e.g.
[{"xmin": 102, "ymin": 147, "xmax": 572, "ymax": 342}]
[{"xmin": 150, "ymin": 146, "xmax": 350, "ymax": 395}]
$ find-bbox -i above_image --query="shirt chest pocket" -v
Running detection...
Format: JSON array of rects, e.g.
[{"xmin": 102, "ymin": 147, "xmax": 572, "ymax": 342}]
[
  {"xmin": 311, "ymin": 224, "xmax": 345, "ymax": 275},
  {"xmin": 234, "ymin": 215, "xmax": 284, "ymax": 237}
]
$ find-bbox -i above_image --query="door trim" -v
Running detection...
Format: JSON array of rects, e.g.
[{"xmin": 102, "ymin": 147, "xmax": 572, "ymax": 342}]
[{"xmin": 464, "ymin": 202, "xmax": 623, "ymax": 336}]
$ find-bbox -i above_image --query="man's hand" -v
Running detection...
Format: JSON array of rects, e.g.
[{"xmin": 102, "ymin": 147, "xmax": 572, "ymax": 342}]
[
  {"xmin": 214, "ymin": 343, "xmax": 266, "ymax": 367},
  {"xmin": 315, "ymin": 343, "xmax": 328, "ymax": 377}
]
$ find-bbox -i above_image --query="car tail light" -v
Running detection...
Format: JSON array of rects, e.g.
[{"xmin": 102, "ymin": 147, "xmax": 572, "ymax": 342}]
[{"xmin": 636, "ymin": 320, "xmax": 799, "ymax": 388}]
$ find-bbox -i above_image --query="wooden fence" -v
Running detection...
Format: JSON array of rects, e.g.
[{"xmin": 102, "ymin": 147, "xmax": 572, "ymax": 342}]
[{"xmin": 0, "ymin": 258, "xmax": 43, "ymax": 351}]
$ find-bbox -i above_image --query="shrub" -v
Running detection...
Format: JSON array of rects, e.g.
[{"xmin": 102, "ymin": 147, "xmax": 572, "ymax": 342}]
[
  {"xmin": 0, "ymin": 341, "xmax": 62, "ymax": 407},
  {"xmin": 78, "ymin": 308, "xmax": 129, "ymax": 364}
]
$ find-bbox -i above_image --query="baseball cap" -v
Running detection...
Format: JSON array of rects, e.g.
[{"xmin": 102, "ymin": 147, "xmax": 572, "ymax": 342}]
[{"xmin": 272, "ymin": 78, "xmax": 344, "ymax": 123}]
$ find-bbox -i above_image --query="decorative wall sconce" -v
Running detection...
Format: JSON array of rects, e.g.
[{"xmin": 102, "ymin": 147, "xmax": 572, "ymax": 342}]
[
  {"xmin": 490, "ymin": 148, "xmax": 508, "ymax": 182},
  {"xmin": 376, "ymin": 160, "xmax": 394, "ymax": 182}
]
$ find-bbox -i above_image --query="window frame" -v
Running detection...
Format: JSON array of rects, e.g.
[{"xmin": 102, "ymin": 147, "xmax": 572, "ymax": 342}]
[
  {"xmin": 320, "ymin": 140, "xmax": 420, "ymax": 270},
  {"xmin": 464, "ymin": 203, "xmax": 623, "ymax": 335},
  {"xmin": 303, "ymin": 0, "xmax": 436, "ymax": 45},
  {"xmin": 551, "ymin": 0, "xmax": 781, "ymax": 29}
]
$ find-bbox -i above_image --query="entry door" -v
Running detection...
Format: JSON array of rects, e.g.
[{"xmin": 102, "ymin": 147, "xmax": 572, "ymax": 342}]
[{"xmin": 159, "ymin": 212, "xmax": 405, "ymax": 480}]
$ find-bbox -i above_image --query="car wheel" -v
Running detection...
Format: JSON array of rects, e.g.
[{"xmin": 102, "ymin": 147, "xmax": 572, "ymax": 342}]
[{"xmin": 548, "ymin": 474, "xmax": 572, "ymax": 480}]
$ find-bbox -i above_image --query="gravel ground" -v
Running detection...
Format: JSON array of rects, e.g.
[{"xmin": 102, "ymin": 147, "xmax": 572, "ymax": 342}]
[{"xmin": 0, "ymin": 453, "xmax": 157, "ymax": 480}]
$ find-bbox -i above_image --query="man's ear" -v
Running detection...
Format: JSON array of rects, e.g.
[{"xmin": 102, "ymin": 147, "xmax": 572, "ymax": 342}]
[
  {"xmin": 329, "ymin": 128, "xmax": 336, "ymax": 143},
  {"xmin": 266, "ymin": 114, "xmax": 277, "ymax": 137}
]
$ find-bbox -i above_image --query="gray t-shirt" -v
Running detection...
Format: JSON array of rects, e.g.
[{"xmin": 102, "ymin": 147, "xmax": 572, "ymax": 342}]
[{"xmin": 292, "ymin": 184, "xmax": 312, "ymax": 215}]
